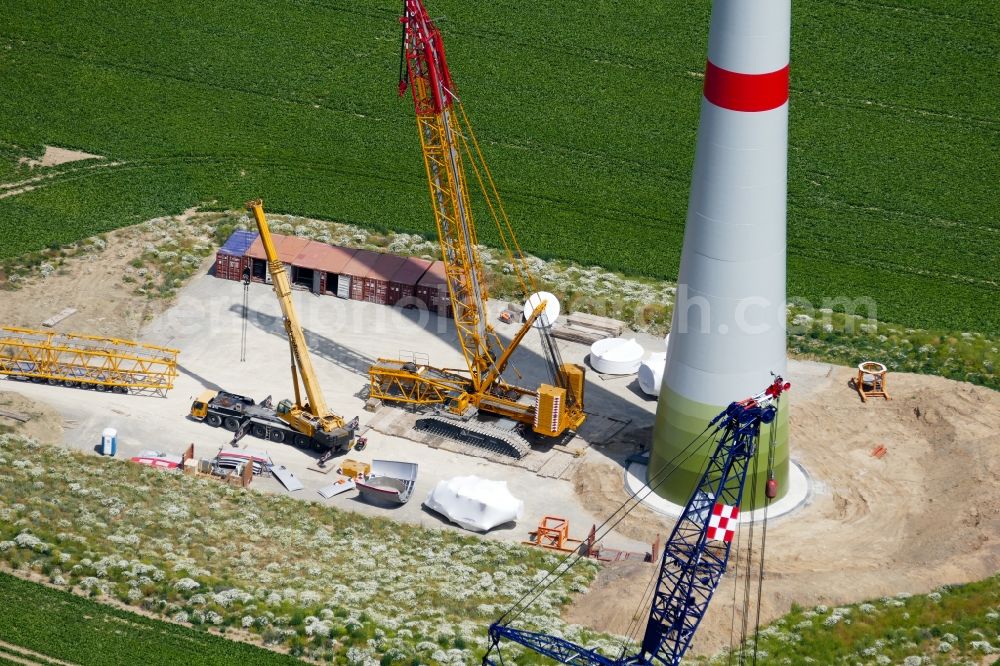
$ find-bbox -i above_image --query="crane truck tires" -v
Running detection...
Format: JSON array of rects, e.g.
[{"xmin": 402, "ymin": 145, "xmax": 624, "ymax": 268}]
[
  {"xmin": 269, "ymin": 430, "xmax": 285, "ymax": 443},
  {"xmin": 293, "ymin": 435, "xmax": 310, "ymax": 449},
  {"xmin": 251, "ymin": 424, "xmax": 267, "ymax": 438},
  {"xmin": 223, "ymin": 416, "xmax": 241, "ymax": 432},
  {"xmin": 205, "ymin": 413, "xmax": 222, "ymax": 427}
]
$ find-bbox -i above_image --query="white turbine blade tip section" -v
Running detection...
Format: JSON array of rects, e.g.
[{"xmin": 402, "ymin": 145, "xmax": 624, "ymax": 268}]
[{"xmin": 524, "ymin": 291, "xmax": 561, "ymax": 329}]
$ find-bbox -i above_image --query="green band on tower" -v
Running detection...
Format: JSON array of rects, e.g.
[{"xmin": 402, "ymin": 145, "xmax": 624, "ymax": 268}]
[{"xmin": 649, "ymin": 385, "xmax": 789, "ymax": 510}]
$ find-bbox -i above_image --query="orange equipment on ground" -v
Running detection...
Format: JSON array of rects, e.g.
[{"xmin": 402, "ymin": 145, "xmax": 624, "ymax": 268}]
[
  {"xmin": 523, "ymin": 516, "xmax": 583, "ymax": 553},
  {"xmin": 523, "ymin": 516, "xmax": 657, "ymax": 563},
  {"xmin": 855, "ymin": 361, "xmax": 890, "ymax": 401}
]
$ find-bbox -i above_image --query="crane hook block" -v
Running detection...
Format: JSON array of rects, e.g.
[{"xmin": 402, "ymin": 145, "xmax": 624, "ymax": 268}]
[{"xmin": 765, "ymin": 478, "xmax": 778, "ymax": 499}]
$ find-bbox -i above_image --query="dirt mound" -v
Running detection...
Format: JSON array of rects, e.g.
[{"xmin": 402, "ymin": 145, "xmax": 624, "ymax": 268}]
[
  {"xmin": 565, "ymin": 368, "xmax": 1000, "ymax": 656},
  {"xmin": 0, "ymin": 391, "xmax": 63, "ymax": 444}
]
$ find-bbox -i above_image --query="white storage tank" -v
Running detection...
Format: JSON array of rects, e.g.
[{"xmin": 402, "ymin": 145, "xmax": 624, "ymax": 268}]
[
  {"xmin": 638, "ymin": 334, "xmax": 670, "ymax": 397},
  {"xmin": 100, "ymin": 428, "xmax": 117, "ymax": 456},
  {"xmin": 589, "ymin": 337, "xmax": 644, "ymax": 375}
]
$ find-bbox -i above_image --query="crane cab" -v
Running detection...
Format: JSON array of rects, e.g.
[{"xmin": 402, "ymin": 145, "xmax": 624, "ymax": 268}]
[{"xmin": 190, "ymin": 389, "xmax": 218, "ymax": 420}]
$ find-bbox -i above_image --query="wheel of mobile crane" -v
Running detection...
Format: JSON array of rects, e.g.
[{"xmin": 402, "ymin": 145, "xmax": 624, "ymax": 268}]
[
  {"xmin": 95, "ymin": 383, "xmax": 106, "ymax": 392},
  {"xmin": 223, "ymin": 417, "xmax": 240, "ymax": 432},
  {"xmin": 293, "ymin": 435, "xmax": 310, "ymax": 449},
  {"xmin": 47, "ymin": 378, "xmax": 60, "ymax": 386},
  {"xmin": 205, "ymin": 413, "xmax": 222, "ymax": 428},
  {"xmin": 269, "ymin": 430, "xmax": 286, "ymax": 443},
  {"xmin": 251, "ymin": 424, "xmax": 267, "ymax": 439}
]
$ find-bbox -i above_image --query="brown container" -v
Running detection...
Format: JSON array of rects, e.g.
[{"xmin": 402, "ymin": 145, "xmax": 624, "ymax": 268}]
[
  {"xmin": 214, "ymin": 252, "xmax": 246, "ymax": 281},
  {"xmin": 245, "ymin": 232, "xmax": 309, "ymax": 286},
  {"xmin": 340, "ymin": 249, "xmax": 383, "ymax": 301},
  {"xmin": 363, "ymin": 254, "xmax": 407, "ymax": 305},
  {"xmin": 293, "ymin": 241, "xmax": 357, "ymax": 295},
  {"xmin": 415, "ymin": 260, "xmax": 452, "ymax": 318},
  {"xmin": 387, "ymin": 256, "xmax": 432, "ymax": 306}
]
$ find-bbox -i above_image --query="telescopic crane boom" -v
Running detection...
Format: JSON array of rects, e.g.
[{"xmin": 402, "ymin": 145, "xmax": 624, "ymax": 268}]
[
  {"xmin": 189, "ymin": 201, "xmax": 358, "ymax": 454},
  {"xmin": 246, "ymin": 200, "xmax": 356, "ymax": 449},
  {"xmin": 368, "ymin": 0, "xmax": 585, "ymax": 455}
]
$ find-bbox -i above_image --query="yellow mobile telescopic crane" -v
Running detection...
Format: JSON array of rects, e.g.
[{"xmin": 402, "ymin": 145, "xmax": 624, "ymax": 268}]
[
  {"xmin": 190, "ymin": 200, "xmax": 360, "ymax": 455},
  {"xmin": 368, "ymin": 0, "xmax": 585, "ymax": 457}
]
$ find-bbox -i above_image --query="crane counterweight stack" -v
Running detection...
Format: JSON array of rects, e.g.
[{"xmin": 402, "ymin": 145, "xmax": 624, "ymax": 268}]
[{"xmin": 369, "ymin": 0, "xmax": 585, "ymax": 456}]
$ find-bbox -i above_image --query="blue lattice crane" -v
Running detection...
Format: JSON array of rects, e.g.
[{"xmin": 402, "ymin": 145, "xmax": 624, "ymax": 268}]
[{"xmin": 484, "ymin": 377, "xmax": 790, "ymax": 666}]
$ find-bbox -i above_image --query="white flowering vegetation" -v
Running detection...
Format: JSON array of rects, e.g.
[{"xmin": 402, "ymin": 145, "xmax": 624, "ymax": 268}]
[
  {"xmin": 0, "ymin": 434, "xmax": 611, "ymax": 663},
  {"xmin": 691, "ymin": 579, "xmax": 1000, "ymax": 665}
]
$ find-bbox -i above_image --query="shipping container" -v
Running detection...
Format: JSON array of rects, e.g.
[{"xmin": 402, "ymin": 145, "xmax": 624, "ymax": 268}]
[
  {"xmin": 214, "ymin": 230, "xmax": 259, "ymax": 281},
  {"xmin": 292, "ymin": 241, "xmax": 357, "ymax": 297},
  {"xmin": 415, "ymin": 261, "xmax": 452, "ymax": 318},
  {"xmin": 363, "ymin": 254, "xmax": 407, "ymax": 305},
  {"xmin": 244, "ymin": 233, "xmax": 309, "ymax": 285},
  {"xmin": 387, "ymin": 256, "xmax": 432, "ymax": 306},
  {"xmin": 341, "ymin": 249, "xmax": 383, "ymax": 301}
]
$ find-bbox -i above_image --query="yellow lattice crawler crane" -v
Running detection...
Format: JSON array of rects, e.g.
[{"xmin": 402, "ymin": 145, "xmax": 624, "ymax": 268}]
[
  {"xmin": 0, "ymin": 327, "xmax": 178, "ymax": 395},
  {"xmin": 190, "ymin": 201, "xmax": 361, "ymax": 456},
  {"xmin": 368, "ymin": 0, "xmax": 585, "ymax": 458}
]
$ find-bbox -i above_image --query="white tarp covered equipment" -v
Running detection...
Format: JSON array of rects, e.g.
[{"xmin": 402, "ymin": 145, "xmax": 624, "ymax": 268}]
[
  {"xmin": 424, "ymin": 475, "xmax": 524, "ymax": 532},
  {"xmin": 590, "ymin": 337, "xmax": 644, "ymax": 375}
]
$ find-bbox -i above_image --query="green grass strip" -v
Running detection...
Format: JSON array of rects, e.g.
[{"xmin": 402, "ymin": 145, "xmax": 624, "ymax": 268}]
[{"xmin": 0, "ymin": 572, "xmax": 303, "ymax": 666}]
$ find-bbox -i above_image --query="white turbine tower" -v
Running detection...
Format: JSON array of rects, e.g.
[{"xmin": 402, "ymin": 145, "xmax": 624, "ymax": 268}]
[{"xmin": 651, "ymin": 0, "xmax": 791, "ymax": 508}]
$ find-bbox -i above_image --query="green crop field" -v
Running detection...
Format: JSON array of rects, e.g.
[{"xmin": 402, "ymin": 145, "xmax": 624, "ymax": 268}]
[
  {"xmin": 0, "ymin": 572, "xmax": 302, "ymax": 665},
  {"xmin": 0, "ymin": 0, "xmax": 996, "ymax": 333}
]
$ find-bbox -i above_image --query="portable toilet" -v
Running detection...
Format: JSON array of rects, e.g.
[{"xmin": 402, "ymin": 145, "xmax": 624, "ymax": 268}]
[{"xmin": 101, "ymin": 428, "xmax": 118, "ymax": 456}]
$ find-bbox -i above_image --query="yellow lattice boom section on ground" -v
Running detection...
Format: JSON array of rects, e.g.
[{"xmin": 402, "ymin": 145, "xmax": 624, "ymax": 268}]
[{"xmin": 0, "ymin": 326, "xmax": 179, "ymax": 395}]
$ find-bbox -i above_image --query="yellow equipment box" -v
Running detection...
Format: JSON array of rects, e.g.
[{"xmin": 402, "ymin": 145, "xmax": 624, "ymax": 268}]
[{"xmin": 339, "ymin": 459, "xmax": 371, "ymax": 478}]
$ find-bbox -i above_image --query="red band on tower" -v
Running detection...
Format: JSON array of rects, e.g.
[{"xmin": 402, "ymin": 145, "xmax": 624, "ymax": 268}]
[{"xmin": 703, "ymin": 61, "xmax": 789, "ymax": 112}]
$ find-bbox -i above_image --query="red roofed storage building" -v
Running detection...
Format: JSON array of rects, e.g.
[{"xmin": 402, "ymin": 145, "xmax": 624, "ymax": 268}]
[
  {"xmin": 292, "ymin": 242, "xmax": 357, "ymax": 296},
  {"xmin": 217, "ymin": 231, "xmax": 445, "ymax": 315}
]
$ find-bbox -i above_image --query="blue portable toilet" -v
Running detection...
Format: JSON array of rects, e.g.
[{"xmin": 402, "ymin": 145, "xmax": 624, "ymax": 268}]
[{"xmin": 101, "ymin": 428, "xmax": 117, "ymax": 456}]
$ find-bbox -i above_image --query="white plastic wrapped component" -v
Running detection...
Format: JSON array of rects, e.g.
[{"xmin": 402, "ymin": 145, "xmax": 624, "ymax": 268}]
[
  {"xmin": 638, "ymin": 352, "xmax": 667, "ymax": 397},
  {"xmin": 589, "ymin": 337, "xmax": 644, "ymax": 375},
  {"xmin": 424, "ymin": 476, "xmax": 524, "ymax": 532}
]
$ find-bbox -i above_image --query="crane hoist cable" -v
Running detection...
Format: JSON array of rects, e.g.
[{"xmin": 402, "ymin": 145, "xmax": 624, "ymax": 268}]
[
  {"xmin": 727, "ymin": 503, "xmax": 746, "ymax": 666},
  {"xmin": 751, "ymin": 410, "xmax": 781, "ymax": 665},
  {"xmin": 240, "ymin": 267, "xmax": 251, "ymax": 363},
  {"xmin": 727, "ymin": 391, "xmax": 782, "ymax": 666},
  {"xmin": 736, "ymin": 450, "xmax": 761, "ymax": 663}
]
